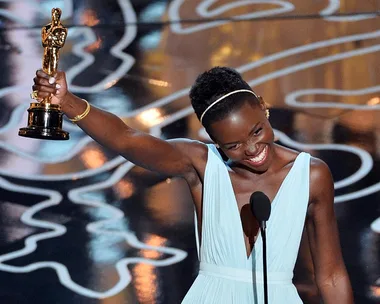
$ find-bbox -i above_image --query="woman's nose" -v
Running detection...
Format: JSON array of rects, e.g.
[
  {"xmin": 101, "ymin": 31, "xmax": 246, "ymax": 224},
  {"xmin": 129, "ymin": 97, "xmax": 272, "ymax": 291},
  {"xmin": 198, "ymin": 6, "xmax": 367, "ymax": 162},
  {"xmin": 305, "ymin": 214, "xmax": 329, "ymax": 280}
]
[{"xmin": 245, "ymin": 141, "xmax": 259, "ymax": 156}]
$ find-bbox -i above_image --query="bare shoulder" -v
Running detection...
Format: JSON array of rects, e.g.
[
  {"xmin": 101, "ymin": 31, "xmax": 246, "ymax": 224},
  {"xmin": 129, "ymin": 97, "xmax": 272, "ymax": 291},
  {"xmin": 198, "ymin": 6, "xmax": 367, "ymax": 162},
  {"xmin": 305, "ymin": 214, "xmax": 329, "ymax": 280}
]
[
  {"xmin": 274, "ymin": 144, "xmax": 301, "ymax": 168},
  {"xmin": 276, "ymin": 145, "xmax": 335, "ymax": 207},
  {"xmin": 310, "ymin": 156, "xmax": 333, "ymax": 184},
  {"xmin": 167, "ymin": 138, "xmax": 208, "ymax": 158},
  {"xmin": 167, "ymin": 138, "xmax": 209, "ymax": 183},
  {"xmin": 309, "ymin": 156, "xmax": 334, "ymax": 205},
  {"xmin": 167, "ymin": 138, "xmax": 208, "ymax": 166}
]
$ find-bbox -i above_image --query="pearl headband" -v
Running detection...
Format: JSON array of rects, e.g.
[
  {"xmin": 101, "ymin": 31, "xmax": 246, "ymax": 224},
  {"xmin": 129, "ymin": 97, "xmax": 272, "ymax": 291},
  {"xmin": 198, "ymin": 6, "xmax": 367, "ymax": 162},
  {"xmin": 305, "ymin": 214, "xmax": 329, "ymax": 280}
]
[{"xmin": 199, "ymin": 89, "xmax": 259, "ymax": 123}]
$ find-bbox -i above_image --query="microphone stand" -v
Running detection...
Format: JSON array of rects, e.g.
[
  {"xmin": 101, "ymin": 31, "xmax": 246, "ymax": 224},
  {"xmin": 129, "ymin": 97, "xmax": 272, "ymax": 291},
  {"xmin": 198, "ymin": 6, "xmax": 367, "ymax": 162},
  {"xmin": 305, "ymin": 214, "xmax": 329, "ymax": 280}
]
[{"xmin": 260, "ymin": 221, "xmax": 268, "ymax": 304}]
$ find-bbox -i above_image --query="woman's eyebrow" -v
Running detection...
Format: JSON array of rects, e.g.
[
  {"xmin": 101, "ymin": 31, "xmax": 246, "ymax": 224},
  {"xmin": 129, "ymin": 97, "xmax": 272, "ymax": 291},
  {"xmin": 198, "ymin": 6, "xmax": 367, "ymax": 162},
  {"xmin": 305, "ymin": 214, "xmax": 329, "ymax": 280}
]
[
  {"xmin": 248, "ymin": 121, "xmax": 261, "ymax": 136},
  {"xmin": 222, "ymin": 122, "xmax": 261, "ymax": 146}
]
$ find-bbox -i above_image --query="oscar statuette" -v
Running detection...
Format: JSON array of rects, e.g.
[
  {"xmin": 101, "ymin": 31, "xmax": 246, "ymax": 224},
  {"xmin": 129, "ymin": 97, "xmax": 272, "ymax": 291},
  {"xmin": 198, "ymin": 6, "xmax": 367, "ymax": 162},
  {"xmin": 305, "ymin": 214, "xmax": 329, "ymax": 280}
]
[{"xmin": 19, "ymin": 8, "xmax": 69, "ymax": 140}]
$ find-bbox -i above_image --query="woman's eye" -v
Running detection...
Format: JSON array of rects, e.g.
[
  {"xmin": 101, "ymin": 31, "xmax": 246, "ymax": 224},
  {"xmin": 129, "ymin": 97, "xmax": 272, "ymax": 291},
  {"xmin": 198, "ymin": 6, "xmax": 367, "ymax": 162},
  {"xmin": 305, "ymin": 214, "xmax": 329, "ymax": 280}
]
[
  {"xmin": 227, "ymin": 144, "xmax": 240, "ymax": 150},
  {"xmin": 253, "ymin": 128, "xmax": 263, "ymax": 136}
]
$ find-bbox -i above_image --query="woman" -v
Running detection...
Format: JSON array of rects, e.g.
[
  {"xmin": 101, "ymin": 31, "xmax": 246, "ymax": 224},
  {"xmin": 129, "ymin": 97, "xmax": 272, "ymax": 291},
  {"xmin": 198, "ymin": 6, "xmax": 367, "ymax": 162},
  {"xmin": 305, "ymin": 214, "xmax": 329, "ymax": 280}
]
[{"xmin": 32, "ymin": 66, "xmax": 353, "ymax": 303}]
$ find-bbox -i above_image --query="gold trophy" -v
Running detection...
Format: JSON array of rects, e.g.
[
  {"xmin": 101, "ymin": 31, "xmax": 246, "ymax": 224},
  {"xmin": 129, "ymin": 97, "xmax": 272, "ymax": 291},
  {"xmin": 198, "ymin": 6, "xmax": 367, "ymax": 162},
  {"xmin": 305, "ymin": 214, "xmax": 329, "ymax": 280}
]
[{"xmin": 19, "ymin": 8, "xmax": 69, "ymax": 140}]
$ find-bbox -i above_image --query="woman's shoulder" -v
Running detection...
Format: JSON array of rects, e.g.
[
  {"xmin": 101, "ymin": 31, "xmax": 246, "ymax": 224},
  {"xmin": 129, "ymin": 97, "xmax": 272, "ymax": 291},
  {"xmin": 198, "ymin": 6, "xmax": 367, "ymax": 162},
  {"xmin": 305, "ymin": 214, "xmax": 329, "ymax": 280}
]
[
  {"xmin": 274, "ymin": 144, "xmax": 302, "ymax": 168},
  {"xmin": 167, "ymin": 138, "xmax": 209, "ymax": 179},
  {"xmin": 276, "ymin": 146, "xmax": 333, "ymax": 205},
  {"xmin": 309, "ymin": 156, "xmax": 333, "ymax": 189},
  {"xmin": 167, "ymin": 138, "xmax": 208, "ymax": 159},
  {"xmin": 276, "ymin": 144, "xmax": 330, "ymax": 174}
]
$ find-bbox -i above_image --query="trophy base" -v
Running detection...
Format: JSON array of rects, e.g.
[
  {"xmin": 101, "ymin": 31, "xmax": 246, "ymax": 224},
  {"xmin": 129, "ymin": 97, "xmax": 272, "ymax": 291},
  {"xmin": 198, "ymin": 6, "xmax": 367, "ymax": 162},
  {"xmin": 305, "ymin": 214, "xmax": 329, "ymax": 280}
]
[
  {"xmin": 19, "ymin": 126, "xmax": 69, "ymax": 140},
  {"xmin": 18, "ymin": 102, "xmax": 70, "ymax": 140}
]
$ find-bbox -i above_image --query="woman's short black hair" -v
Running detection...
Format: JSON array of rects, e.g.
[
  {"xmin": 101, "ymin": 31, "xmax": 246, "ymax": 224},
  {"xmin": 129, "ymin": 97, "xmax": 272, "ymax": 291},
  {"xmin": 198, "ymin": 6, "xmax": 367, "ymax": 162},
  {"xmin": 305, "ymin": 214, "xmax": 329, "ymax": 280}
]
[{"xmin": 190, "ymin": 66, "xmax": 260, "ymax": 127}]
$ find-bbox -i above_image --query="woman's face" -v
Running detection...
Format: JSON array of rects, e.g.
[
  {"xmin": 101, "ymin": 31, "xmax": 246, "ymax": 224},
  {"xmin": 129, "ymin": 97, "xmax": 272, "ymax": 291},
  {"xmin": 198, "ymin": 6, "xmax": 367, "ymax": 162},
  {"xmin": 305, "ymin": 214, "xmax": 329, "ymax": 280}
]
[{"xmin": 208, "ymin": 100, "xmax": 275, "ymax": 173}]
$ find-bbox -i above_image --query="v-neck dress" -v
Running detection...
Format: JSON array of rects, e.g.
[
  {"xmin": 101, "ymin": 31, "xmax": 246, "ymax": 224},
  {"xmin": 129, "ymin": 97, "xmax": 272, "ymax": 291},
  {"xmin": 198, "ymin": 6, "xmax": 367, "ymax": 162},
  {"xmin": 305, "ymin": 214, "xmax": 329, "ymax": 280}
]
[{"xmin": 182, "ymin": 144, "xmax": 311, "ymax": 303}]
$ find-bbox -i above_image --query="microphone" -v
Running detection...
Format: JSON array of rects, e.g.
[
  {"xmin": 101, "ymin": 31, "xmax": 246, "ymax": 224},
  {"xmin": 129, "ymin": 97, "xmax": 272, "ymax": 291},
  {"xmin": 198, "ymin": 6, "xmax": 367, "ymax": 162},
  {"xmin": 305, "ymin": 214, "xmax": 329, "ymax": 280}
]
[
  {"xmin": 249, "ymin": 191, "xmax": 271, "ymax": 304},
  {"xmin": 250, "ymin": 191, "xmax": 271, "ymax": 228}
]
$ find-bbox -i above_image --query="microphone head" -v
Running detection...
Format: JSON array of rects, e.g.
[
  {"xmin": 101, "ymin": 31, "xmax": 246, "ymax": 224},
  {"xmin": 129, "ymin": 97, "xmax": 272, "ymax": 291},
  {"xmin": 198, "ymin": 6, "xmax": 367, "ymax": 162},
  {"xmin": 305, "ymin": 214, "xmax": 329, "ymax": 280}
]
[{"xmin": 249, "ymin": 191, "xmax": 271, "ymax": 222}]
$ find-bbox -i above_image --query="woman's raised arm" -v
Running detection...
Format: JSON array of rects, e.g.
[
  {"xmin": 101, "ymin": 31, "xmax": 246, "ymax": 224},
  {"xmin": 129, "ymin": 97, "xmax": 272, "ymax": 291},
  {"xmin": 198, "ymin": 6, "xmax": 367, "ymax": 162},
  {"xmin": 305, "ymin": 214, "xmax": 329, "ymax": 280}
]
[{"xmin": 33, "ymin": 70, "xmax": 203, "ymax": 183}]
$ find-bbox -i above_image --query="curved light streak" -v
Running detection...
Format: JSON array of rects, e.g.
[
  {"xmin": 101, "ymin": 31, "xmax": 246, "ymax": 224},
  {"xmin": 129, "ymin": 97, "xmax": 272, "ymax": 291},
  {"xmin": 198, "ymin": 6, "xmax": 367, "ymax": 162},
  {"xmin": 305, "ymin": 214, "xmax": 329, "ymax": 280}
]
[
  {"xmin": 285, "ymin": 86, "xmax": 380, "ymax": 109},
  {"xmin": 67, "ymin": 0, "xmax": 137, "ymax": 93},
  {"xmin": 128, "ymin": 30, "xmax": 380, "ymax": 117},
  {"xmin": 320, "ymin": 0, "xmax": 377, "ymax": 22},
  {"xmin": 0, "ymin": 8, "xmax": 31, "ymax": 26},
  {"xmin": 273, "ymin": 130, "xmax": 373, "ymax": 190},
  {"xmin": 248, "ymin": 43, "xmax": 380, "ymax": 87},
  {"xmin": 0, "ymin": 156, "xmax": 126, "ymax": 181},
  {"xmin": 0, "ymin": 0, "xmax": 74, "ymax": 24},
  {"xmin": 334, "ymin": 182, "xmax": 380, "ymax": 203},
  {"xmin": 371, "ymin": 218, "xmax": 380, "ymax": 233},
  {"xmin": 0, "ymin": 177, "xmax": 66, "ymax": 267},
  {"xmin": 0, "ymin": 163, "xmax": 187, "ymax": 299},
  {"xmin": 0, "ymin": 85, "xmax": 30, "ymax": 133},
  {"xmin": 169, "ymin": 0, "xmax": 294, "ymax": 34}
]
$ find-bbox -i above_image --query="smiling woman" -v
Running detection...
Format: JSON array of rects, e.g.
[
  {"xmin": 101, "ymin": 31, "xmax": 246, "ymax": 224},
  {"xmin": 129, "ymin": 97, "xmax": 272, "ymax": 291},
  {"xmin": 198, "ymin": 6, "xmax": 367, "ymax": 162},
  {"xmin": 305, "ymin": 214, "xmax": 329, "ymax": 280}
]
[
  {"xmin": 32, "ymin": 65, "xmax": 353, "ymax": 303},
  {"xmin": 206, "ymin": 100, "xmax": 273, "ymax": 172}
]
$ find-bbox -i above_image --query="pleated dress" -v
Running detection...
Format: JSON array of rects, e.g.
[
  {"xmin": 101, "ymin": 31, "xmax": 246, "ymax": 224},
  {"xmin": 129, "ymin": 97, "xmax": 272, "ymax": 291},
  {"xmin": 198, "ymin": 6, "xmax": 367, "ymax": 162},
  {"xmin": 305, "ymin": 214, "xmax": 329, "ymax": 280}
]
[{"xmin": 182, "ymin": 144, "xmax": 310, "ymax": 303}]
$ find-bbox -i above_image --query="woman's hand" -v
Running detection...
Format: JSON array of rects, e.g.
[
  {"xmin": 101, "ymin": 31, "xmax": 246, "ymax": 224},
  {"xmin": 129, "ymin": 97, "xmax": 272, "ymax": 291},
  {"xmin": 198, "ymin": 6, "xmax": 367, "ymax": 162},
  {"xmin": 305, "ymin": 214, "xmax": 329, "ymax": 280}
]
[
  {"xmin": 32, "ymin": 70, "xmax": 68, "ymax": 106},
  {"xmin": 30, "ymin": 69, "xmax": 202, "ymax": 185}
]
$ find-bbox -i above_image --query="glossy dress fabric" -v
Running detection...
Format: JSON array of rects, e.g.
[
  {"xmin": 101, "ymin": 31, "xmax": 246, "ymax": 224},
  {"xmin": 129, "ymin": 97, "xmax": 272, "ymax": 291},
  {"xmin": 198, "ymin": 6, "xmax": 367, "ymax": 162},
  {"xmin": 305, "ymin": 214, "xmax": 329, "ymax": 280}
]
[{"xmin": 182, "ymin": 145, "xmax": 311, "ymax": 303}]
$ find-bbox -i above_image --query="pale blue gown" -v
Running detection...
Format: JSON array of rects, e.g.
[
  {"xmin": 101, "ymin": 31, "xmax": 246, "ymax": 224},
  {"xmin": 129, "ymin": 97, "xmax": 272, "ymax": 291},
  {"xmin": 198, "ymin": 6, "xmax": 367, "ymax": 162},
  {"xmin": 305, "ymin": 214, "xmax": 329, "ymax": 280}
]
[{"xmin": 182, "ymin": 144, "xmax": 311, "ymax": 303}]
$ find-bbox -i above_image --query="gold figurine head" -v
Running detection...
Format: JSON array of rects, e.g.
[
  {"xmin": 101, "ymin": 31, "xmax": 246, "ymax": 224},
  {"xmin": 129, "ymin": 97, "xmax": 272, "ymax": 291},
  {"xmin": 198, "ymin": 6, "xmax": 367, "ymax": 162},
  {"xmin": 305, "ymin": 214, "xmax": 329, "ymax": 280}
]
[{"xmin": 52, "ymin": 8, "xmax": 62, "ymax": 24}]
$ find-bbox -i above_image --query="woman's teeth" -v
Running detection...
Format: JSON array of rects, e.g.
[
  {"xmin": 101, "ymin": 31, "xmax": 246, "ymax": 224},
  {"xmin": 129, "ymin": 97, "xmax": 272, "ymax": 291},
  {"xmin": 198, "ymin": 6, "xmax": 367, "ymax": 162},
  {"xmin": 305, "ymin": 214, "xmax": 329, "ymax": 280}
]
[{"xmin": 248, "ymin": 146, "xmax": 267, "ymax": 163}]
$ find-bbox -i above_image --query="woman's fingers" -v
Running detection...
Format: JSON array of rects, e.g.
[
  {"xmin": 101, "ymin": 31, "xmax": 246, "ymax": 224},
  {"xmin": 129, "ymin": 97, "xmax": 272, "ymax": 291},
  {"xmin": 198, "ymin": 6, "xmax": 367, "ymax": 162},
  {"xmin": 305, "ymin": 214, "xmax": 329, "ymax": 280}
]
[
  {"xmin": 32, "ymin": 70, "xmax": 67, "ymax": 105},
  {"xmin": 33, "ymin": 76, "xmax": 61, "ymax": 89},
  {"xmin": 35, "ymin": 70, "xmax": 57, "ymax": 86},
  {"xmin": 33, "ymin": 70, "xmax": 60, "ymax": 96},
  {"xmin": 32, "ymin": 84, "xmax": 57, "ymax": 98},
  {"xmin": 36, "ymin": 69, "xmax": 50, "ymax": 79},
  {"xmin": 34, "ymin": 76, "xmax": 53, "ymax": 87}
]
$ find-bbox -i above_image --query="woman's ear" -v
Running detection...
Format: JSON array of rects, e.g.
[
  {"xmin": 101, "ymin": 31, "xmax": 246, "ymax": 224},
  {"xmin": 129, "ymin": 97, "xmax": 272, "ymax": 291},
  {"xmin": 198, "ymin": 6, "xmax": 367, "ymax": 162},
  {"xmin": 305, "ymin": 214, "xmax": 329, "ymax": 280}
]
[
  {"xmin": 216, "ymin": 145, "xmax": 229, "ymax": 161},
  {"xmin": 211, "ymin": 137, "xmax": 219, "ymax": 148},
  {"xmin": 258, "ymin": 96, "xmax": 266, "ymax": 111},
  {"xmin": 258, "ymin": 96, "xmax": 270, "ymax": 119}
]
